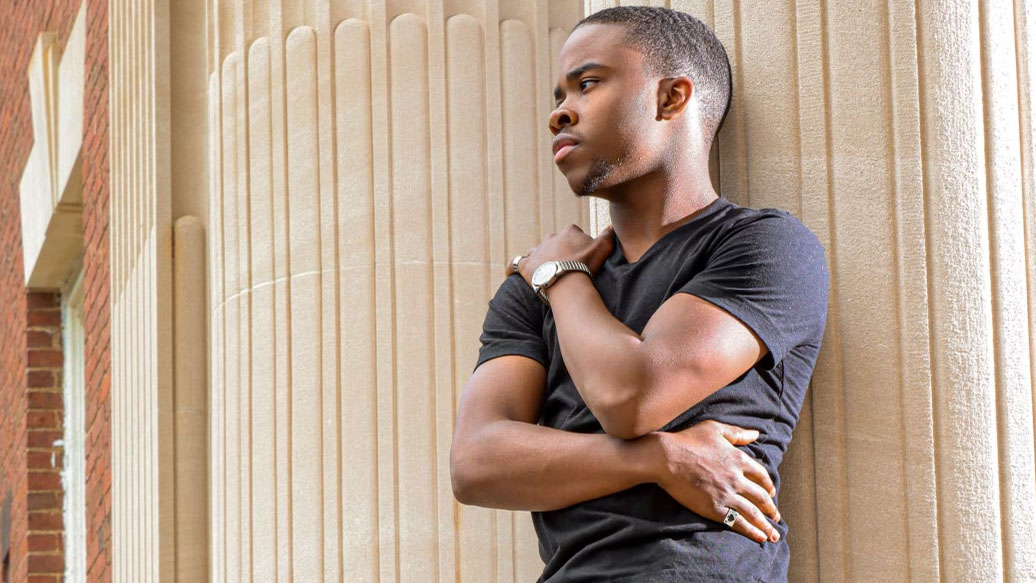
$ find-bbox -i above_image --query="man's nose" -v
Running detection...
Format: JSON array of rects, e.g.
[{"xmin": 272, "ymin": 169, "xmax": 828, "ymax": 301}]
[{"xmin": 549, "ymin": 108, "xmax": 577, "ymax": 134}]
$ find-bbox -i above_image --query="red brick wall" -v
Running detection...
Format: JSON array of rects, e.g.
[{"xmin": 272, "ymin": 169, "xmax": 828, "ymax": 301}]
[
  {"xmin": 0, "ymin": 1, "xmax": 109, "ymax": 582},
  {"xmin": 82, "ymin": 0, "xmax": 111, "ymax": 580},
  {"xmin": 25, "ymin": 292, "xmax": 65, "ymax": 583}
]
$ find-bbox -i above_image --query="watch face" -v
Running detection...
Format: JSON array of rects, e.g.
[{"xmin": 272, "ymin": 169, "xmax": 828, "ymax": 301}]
[{"xmin": 532, "ymin": 262, "xmax": 559, "ymax": 287}]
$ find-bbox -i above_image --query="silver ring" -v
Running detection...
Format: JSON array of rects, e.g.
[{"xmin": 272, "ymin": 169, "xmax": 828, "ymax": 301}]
[
  {"xmin": 722, "ymin": 507, "xmax": 739, "ymax": 527},
  {"xmin": 511, "ymin": 254, "xmax": 526, "ymax": 275}
]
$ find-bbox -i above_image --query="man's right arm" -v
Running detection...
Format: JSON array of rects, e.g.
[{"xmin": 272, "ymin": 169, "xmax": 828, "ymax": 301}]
[
  {"xmin": 450, "ymin": 355, "xmax": 657, "ymax": 511},
  {"xmin": 450, "ymin": 354, "xmax": 783, "ymax": 544}
]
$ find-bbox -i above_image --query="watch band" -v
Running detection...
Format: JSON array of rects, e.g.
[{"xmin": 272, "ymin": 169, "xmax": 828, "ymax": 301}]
[{"xmin": 534, "ymin": 260, "xmax": 593, "ymax": 305}]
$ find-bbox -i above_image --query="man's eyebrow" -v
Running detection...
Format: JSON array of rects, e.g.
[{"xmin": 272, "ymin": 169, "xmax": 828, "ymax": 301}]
[{"xmin": 553, "ymin": 62, "xmax": 611, "ymax": 102}]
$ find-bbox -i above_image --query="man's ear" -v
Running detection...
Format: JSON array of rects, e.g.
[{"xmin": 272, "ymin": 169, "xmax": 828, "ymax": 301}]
[{"xmin": 656, "ymin": 77, "xmax": 693, "ymax": 120}]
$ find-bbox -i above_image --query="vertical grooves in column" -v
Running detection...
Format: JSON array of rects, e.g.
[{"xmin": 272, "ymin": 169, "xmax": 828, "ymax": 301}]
[
  {"xmin": 327, "ymin": 17, "xmax": 345, "ymax": 583},
  {"xmin": 370, "ymin": 40, "xmax": 382, "ymax": 580},
  {"xmin": 147, "ymin": 1, "xmax": 157, "ymax": 572},
  {"xmin": 442, "ymin": 14, "xmax": 460, "ymax": 583},
  {"xmin": 788, "ymin": 3, "xmax": 822, "ymax": 577},
  {"xmin": 788, "ymin": 1, "xmax": 821, "ymax": 563},
  {"xmin": 427, "ymin": 12, "xmax": 442, "ymax": 581},
  {"xmin": 1012, "ymin": 0, "xmax": 1036, "ymax": 501},
  {"xmin": 130, "ymin": 4, "xmax": 139, "ymax": 574},
  {"xmin": 486, "ymin": 5, "xmax": 503, "ymax": 579},
  {"xmin": 218, "ymin": 63, "xmax": 229, "ymax": 583},
  {"xmin": 327, "ymin": 15, "xmax": 381, "ymax": 579},
  {"xmin": 731, "ymin": 0, "xmax": 749, "ymax": 203},
  {"xmin": 276, "ymin": 21, "xmax": 295, "ymax": 580},
  {"xmin": 913, "ymin": 0, "xmax": 946, "ymax": 578},
  {"xmin": 221, "ymin": 54, "xmax": 240, "ymax": 583},
  {"xmin": 816, "ymin": 0, "xmax": 851, "ymax": 577},
  {"xmin": 975, "ymin": 2, "xmax": 1013, "ymax": 576},
  {"xmin": 788, "ymin": 0, "xmax": 802, "ymax": 219},
  {"xmin": 213, "ymin": 59, "xmax": 228, "ymax": 582},
  {"xmin": 883, "ymin": 0, "xmax": 914, "ymax": 570},
  {"xmin": 241, "ymin": 42, "xmax": 255, "ymax": 583},
  {"xmin": 384, "ymin": 15, "xmax": 401, "ymax": 581}
]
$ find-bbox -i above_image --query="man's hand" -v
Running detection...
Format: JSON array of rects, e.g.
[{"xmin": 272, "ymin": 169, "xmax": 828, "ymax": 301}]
[
  {"xmin": 651, "ymin": 420, "xmax": 781, "ymax": 544},
  {"xmin": 506, "ymin": 224, "xmax": 614, "ymax": 283}
]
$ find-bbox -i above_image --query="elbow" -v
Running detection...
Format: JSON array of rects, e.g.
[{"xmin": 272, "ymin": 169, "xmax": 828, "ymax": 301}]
[
  {"xmin": 594, "ymin": 391, "xmax": 654, "ymax": 440},
  {"xmin": 449, "ymin": 440, "xmax": 482, "ymax": 505},
  {"xmin": 587, "ymin": 359, "xmax": 658, "ymax": 440}
]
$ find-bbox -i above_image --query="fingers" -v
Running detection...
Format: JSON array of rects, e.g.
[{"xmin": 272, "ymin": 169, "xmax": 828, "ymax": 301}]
[
  {"xmin": 737, "ymin": 476, "xmax": 779, "ymax": 523},
  {"xmin": 714, "ymin": 421, "xmax": 760, "ymax": 446},
  {"xmin": 724, "ymin": 495, "xmax": 780, "ymax": 545},
  {"xmin": 739, "ymin": 453, "xmax": 777, "ymax": 499}
]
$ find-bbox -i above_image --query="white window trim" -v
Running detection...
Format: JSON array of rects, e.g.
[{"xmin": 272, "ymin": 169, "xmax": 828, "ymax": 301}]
[{"xmin": 61, "ymin": 267, "xmax": 86, "ymax": 583}]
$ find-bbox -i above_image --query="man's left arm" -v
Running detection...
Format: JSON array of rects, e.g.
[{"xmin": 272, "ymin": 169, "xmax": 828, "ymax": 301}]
[
  {"xmin": 550, "ymin": 276, "xmax": 764, "ymax": 439},
  {"xmin": 515, "ymin": 219, "xmax": 828, "ymax": 440}
]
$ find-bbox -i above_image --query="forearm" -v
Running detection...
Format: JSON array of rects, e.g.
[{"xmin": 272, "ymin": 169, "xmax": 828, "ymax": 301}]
[
  {"xmin": 546, "ymin": 275, "xmax": 649, "ymax": 426},
  {"xmin": 451, "ymin": 418, "xmax": 658, "ymax": 511}
]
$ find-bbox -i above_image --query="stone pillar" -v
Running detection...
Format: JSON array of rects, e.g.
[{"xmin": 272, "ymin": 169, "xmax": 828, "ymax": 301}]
[{"xmin": 205, "ymin": 1, "xmax": 588, "ymax": 582}]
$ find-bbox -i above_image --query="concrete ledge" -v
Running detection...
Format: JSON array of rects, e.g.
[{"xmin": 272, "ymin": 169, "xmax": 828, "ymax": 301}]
[{"xmin": 19, "ymin": 4, "xmax": 86, "ymax": 290}]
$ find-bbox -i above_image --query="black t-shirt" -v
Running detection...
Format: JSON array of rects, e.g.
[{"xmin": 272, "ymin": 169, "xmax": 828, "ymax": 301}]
[{"xmin": 476, "ymin": 197, "xmax": 829, "ymax": 582}]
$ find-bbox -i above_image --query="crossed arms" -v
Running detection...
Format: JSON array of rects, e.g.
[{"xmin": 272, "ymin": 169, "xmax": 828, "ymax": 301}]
[{"xmin": 450, "ymin": 225, "xmax": 784, "ymax": 544}]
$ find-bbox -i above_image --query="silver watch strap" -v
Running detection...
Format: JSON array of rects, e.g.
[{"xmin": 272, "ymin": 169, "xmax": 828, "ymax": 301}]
[
  {"xmin": 536, "ymin": 260, "xmax": 593, "ymax": 305},
  {"xmin": 553, "ymin": 260, "xmax": 593, "ymax": 282}
]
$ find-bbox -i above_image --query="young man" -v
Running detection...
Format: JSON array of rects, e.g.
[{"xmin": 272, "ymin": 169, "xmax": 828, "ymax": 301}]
[{"xmin": 450, "ymin": 6, "xmax": 828, "ymax": 582}]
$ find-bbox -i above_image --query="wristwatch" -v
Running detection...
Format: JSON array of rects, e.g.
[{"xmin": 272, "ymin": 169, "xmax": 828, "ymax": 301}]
[{"xmin": 530, "ymin": 260, "xmax": 593, "ymax": 305}]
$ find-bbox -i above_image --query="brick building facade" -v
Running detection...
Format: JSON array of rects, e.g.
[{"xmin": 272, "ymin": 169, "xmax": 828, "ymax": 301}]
[{"xmin": 0, "ymin": 1, "xmax": 109, "ymax": 581}]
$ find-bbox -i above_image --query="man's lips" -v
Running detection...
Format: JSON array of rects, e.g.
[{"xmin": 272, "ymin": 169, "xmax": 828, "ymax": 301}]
[
  {"xmin": 554, "ymin": 143, "xmax": 577, "ymax": 163},
  {"xmin": 552, "ymin": 135, "xmax": 579, "ymax": 163}
]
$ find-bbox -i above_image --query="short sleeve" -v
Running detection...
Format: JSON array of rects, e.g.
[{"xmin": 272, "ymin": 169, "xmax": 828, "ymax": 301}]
[
  {"xmin": 475, "ymin": 274, "xmax": 549, "ymax": 370},
  {"xmin": 678, "ymin": 212, "xmax": 829, "ymax": 369}
]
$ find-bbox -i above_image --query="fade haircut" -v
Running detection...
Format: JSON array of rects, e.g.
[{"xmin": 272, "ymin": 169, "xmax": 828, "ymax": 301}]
[{"xmin": 576, "ymin": 6, "xmax": 732, "ymax": 146}]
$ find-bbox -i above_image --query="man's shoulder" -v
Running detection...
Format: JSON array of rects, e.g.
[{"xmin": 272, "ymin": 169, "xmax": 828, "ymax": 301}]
[
  {"xmin": 708, "ymin": 203, "xmax": 826, "ymax": 268},
  {"xmin": 721, "ymin": 203, "xmax": 819, "ymax": 242}
]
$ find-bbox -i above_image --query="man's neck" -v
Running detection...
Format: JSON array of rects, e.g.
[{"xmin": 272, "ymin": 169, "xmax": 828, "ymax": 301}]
[{"xmin": 603, "ymin": 164, "xmax": 718, "ymax": 263}]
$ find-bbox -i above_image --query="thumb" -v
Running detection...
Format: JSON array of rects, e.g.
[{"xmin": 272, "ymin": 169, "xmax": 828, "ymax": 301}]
[{"xmin": 718, "ymin": 423, "xmax": 760, "ymax": 446}]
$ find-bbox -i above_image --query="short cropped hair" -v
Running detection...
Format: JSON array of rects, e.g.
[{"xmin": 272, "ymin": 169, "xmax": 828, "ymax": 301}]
[{"xmin": 576, "ymin": 6, "xmax": 732, "ymax": 145}]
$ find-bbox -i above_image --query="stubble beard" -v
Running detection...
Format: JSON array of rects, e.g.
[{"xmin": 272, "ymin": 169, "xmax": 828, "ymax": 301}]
[{"xmin": 576, "ymin": 158, "xmax": 613, "ymax": 197}]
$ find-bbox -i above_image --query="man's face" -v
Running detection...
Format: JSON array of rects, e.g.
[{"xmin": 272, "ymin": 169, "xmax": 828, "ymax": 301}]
[{"xmin": 550, "ymin": 24, "xmax": 663, "ymax": 197}]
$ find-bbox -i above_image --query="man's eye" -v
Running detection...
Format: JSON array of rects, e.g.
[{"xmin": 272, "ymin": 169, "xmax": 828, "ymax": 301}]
[{"xmin": 580, "ymin": 79, "xmax": 597, "ymax": 91}]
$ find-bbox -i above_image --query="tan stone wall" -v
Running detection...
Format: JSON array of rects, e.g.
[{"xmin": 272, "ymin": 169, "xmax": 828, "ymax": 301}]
[{"xmin": 132, "ymin": 0, "xmax": 1036, "ymax": 581}]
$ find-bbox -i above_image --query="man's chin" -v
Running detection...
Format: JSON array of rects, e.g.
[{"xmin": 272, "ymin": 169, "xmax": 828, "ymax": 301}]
[
  {"xmin": 568, "ymin": 177, "xmax": 596, "ymax": 198},
  {"xmin": 560, "ymin": 158, "xmax": 615, "ymax": 197}
]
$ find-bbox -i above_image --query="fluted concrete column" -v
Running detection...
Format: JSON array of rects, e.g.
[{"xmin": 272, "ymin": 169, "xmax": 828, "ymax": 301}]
[{"xmin": 205, "ymin": 2, "xmax": 588, "ymax": 581}]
